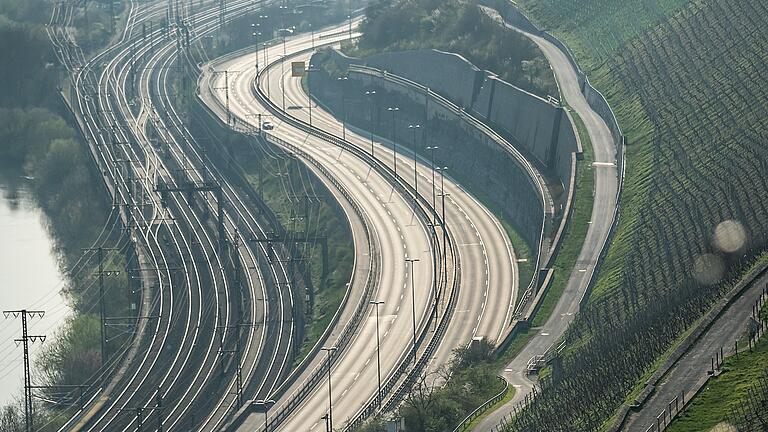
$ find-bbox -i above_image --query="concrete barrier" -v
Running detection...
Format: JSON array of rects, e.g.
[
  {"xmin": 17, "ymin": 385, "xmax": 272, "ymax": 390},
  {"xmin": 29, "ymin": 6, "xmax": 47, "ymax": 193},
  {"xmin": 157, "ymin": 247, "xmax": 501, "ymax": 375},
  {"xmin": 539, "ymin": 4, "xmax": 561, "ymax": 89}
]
[
  {"xmin": 477, "ymin": 0, "xmax": 627, "ymax": 310},
  {"xmin": 348, "ymin": 67, "xmax": 548, "ymax": 254},
  {"xmin": 365, "ymin": 49, "xmax": 483, "ymax": 109},
  {"xmin": 357, "ymin": 49, "xmax": 580, "ymax": 198}
]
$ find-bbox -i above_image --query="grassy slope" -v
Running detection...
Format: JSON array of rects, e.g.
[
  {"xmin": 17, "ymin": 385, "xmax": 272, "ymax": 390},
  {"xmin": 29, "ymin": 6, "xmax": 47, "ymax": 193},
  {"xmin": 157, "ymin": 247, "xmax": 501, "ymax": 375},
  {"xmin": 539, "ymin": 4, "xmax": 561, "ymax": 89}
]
[
  {"xmin": 518, "ymin": 0, "xmax": 690, "ymax": 71},
  {"xmin": 239, "ymin": 148, "xmax": 354, "ymax": 364},
  {"xmin": 488, "ymin": 0, "xmax": 768, "ymax": 429},
  {"xmin": 531, "ymin": 109, "xmax": 594, "ymax": 327}
]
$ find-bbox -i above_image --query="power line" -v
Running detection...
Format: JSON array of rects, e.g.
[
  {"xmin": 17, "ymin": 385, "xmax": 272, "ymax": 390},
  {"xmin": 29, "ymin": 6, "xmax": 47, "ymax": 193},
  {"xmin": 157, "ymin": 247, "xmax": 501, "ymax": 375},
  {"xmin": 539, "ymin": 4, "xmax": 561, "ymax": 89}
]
[
  {"xmin": 3, "ymin": 309, "xmax": 46, "ymax": 432},
  {"xmin": 82, "ymin": 247, "xmax": 121, "ymax": 367}
]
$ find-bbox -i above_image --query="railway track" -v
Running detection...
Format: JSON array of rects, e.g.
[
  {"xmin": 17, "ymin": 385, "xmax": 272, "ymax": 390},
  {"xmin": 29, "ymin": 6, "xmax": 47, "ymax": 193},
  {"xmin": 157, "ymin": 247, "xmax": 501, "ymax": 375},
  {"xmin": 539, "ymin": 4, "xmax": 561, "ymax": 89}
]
[{"xmin": 47, "ymin": 0, "xmax": 302, "ymax": 429}]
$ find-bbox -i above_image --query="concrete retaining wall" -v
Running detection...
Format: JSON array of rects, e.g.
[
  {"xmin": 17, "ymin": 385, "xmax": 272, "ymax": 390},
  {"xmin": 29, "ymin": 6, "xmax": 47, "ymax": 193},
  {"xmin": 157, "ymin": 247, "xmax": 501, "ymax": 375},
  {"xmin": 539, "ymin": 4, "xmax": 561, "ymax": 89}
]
[
  {"xmin": 474, "ymin": 0, "xmax": 627, "ymax": 308},
  {"xmin": 350, "ymin": 69, "xmax": 546, "ymax": 255},
  {"xmin": 365, "ymin": 49, "xmax": 483, "ymax": 109},
  {"xmin": 555, "ymin": 109, "xmax": 579, "ymax": 196},
  {"xmin": 357, "ymin": 49, "xmax": 580, "ymax": 198},
  {"xmin": 319, "ymin": 47, "xmax": 585, "ymax": 258},
  {"xmin": 582, "ymin": 78, "xmax": 623, "ymax": 151},
  {"xmin": 487, "ymin": 77, "xmax": 559, "ymax": 167}
]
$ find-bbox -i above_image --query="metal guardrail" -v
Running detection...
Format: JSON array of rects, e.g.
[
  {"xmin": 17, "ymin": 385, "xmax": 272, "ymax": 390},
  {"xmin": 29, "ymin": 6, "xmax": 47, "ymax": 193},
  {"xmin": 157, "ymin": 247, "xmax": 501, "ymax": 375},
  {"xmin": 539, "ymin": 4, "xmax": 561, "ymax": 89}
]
[
  {"xmin": 479, "ymin": 1, "xmax": 627, "ymax": 373},
  {"xmin": 196, "ymin": 81, "xmax": 382, "ymax": 432},
  {"xmin": 348, "ymin": 64, "xmax": 548, "ymax": 325},
  {"xmin": 452, "ymin": 376, "xmax": 510, "ymax": 432},
  {"xmin": 355, "ymin": 235, "xmax": 460, "ymax": 428},
  {"xmin": 250, "ymin": 68, "xmax": 458, "ymax": 432},
  {"xmin": 210, "ymin": 33, "xmax": 461, "ymax": 430}
]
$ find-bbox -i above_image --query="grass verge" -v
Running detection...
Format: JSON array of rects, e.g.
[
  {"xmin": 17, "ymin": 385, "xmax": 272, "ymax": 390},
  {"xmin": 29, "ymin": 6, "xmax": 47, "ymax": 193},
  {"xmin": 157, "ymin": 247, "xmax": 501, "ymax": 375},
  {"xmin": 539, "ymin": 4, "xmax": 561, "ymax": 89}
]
[
  {"xmin": 466, "ymin": 384, "xmax": 518, "ymax": 430},
  {"xmin": 238, "ymin": 149, "xmax": 354, "ymax": 366},
  {"xmin": 532, "ymin": 109, "xmax": 593, "ymax": 327}
]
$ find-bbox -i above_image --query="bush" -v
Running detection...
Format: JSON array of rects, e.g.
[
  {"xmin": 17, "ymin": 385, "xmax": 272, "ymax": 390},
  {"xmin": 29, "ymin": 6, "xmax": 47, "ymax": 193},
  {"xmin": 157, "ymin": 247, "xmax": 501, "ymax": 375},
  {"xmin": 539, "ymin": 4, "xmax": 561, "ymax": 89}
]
[{"xmin": 351, "ymin": 0, "xmax": 557, "ymax": 97}]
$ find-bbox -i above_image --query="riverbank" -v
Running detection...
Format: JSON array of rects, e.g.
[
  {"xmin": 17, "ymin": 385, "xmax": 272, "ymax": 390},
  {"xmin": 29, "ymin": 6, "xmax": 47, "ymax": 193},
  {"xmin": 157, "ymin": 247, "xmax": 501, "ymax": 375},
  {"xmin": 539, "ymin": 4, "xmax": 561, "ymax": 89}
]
[
  {"xmin": 0, "ymin": 0, "xmax": 131, "ymax": 428},
  {"xmin": 0, "ymin": 169, "xmax": 71, "ymax": 407}
]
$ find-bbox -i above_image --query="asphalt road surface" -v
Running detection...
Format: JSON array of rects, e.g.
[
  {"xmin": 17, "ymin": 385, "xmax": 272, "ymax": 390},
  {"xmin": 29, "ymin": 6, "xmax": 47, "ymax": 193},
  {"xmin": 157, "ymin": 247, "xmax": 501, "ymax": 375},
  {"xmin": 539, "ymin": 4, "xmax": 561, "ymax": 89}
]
[
  {"xmin": 475, "ymin": 8, "xmax": 620, "ymax": 431},
  {"xmin": 200, "ymin": 23, "xmax": 519, "ymax": 431}
]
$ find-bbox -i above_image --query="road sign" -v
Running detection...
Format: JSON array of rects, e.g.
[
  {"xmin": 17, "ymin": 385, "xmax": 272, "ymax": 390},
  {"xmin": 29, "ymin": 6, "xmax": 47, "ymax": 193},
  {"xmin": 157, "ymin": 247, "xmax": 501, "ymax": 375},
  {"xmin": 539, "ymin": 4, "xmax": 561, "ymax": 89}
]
[{"xmin": 291, "ymin": 61, "xmax": 306, "ymax": 77}]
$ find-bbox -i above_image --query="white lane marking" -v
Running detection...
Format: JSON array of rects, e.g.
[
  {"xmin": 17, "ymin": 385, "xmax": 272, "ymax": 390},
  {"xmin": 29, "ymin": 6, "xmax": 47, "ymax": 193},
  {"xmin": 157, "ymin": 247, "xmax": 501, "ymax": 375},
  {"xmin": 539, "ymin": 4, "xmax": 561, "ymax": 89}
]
[{"xmin": 592, "ymin": 161, "xmax": 617, "ymax": 167}]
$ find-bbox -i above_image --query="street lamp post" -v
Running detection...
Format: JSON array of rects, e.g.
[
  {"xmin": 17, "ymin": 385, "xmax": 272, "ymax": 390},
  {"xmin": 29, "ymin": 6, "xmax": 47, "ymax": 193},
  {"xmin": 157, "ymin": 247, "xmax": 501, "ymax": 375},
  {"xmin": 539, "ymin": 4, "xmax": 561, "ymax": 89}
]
[
  {"xmin": 437, "ymin": 167, "xmax": 449, "ymax": 307},
  {"xmin": 280, "ymin": 52, "xmax": 286, "ymax": 110},
  {"xmin": 369, "ymin": 300, "xmax": 385, "ymax": 408},
  {"xmin": 338, "ymin": 76, "xmax": 348, "ymax": 140},
  {"xmin": 426, "ymin": 222, "xmax": 439, "ymax": 325},
  {"xmin": 306, "ymin": 64, "xmax": 319, "ymax": 126},
  {"xmin": 251, "ymin": 15, "xmax": 267, "ymax": 72},
  {"xmin": 310, "ymin": 23, "xmax": 314, "ymax": 49},
  {"xmin": 427, "ymin": 145, "xmax": 439, "ymax": 222},
  {"xmin": 348, "ymin": 0, "xmax": 353, "ymax": 39},
  {"xmin": 264, "ymin": 40, "xmax": 271, "ymax": 98},
  {"xmin": 388, "ymin": 107, "xmax": 400, "ymax": 177},
  {"xmin": 278, "ymin": 5, "xmax": 290, "ymax": 111},
  {"xmin": 405, "ymin": 257, "xmax": 420, "ymax": 365},
  {"xmin": 250, "ymin": 24, "xmax": 260, "ymax": 72},
  {"xmin": 409, "ymin": 124, "xmax": 420, "ymax": 196},
  {"xmin": 437, "ymin": 167, "xmax": 448, "ymax": 224},
  {"xmin": 365, "ymin": 90, "xmax": 376, "ymax": 156},
  {"xmin": 321, "ymin": 346, "xmax": 338, "ymax": 431}
]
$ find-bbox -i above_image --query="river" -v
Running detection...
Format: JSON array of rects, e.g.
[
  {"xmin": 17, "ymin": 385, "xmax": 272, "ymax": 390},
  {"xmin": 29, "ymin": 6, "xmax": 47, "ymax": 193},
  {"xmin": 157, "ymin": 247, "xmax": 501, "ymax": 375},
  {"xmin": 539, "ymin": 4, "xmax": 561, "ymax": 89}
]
[{"xmin": 0, "ymin": 171, "xmax": 71, "ymax": 408}]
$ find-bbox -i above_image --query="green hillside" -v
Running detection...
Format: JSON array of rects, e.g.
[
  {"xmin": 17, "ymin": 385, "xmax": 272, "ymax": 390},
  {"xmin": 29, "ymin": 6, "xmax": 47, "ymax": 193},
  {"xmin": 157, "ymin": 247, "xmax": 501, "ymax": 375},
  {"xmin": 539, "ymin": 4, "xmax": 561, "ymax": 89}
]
[
  {"xmin": 499, "ymin": 0, "xmax": 768, "ymax": 430},
  {"xmin": 518, "ymin": 0, "xmax": 689, "ymax": 69}
]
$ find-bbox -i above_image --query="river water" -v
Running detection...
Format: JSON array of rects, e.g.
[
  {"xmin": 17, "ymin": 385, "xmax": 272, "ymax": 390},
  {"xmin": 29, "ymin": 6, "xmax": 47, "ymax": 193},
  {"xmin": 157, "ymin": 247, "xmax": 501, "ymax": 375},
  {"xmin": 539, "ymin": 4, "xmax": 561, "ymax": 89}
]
[{"xmin": 0, "ymin": 172, "xmax": 71, "ymax": 407}]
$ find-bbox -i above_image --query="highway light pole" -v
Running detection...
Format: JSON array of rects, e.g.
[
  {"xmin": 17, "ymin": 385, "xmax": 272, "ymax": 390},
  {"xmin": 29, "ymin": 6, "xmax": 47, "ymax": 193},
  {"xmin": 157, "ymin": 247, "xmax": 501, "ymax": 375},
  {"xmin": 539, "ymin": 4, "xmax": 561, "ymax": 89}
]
[
  {"xmin": 321, "ymin": 414, "xmax": 330, "ymax": 432},
  {"xmin": 321, "ymin": 346, "xmax": 338, "ymax": 430},
  {"xmin": 310, "ymin": 23, "xmax": 314, "ymax": 49},
  {"xmin": 338, "ymin": 76, "xmax": 348, "ymax": 140},
  {"xmin": 409, "ymin": 124, "xmax": 420, "ymax": 196},
  {"xmin": 365, "ymin": 90, "xmax": 376, "ymax": 156},
  {"xmin": 426, "ymin": 222, "xmax": 439, "ymax": 327},
  {"xmin": 370, "ymin": 300, "xmax": 385, "ymax": 408},
  {"xmin": 437, "ymin": 166, "xmax": 448, "ymax": 223},
  {"xmin": 281, "ymin": 52, "xmax": 286, "ymax": 111},
  {"xmin": 388, "ymin": 107, "xmax": 399, "ymax": 177},
  {"xmin": 438, "ymin": 167, "xmax": 449, "ymax": 306},
  {"xmin": 264, "ymin": 41, "xmax": 271, "ymax": 98},
  {"xmin": 307, "ymin": 65, "xmax": 319, "ymax": 127},
  {"xmin": 405, "ymin": 257, "xmax": 420, "ymax": 366},
  {"xmin": 439, "ymin": 190, "xmax": 450, "ymax": 301},
  {"xmin": 250, "ymin": 21, "xmax": 262, "ymax": 72},
  {"xmin": 251, "ymin": 15, "xmax": 269, "ymax": 75},
  {"xmin": 278, "ymin": 13, "xmax": 291, "ymax": 112},
  {"xmin": 427, "ymin": 145, "xmax": 439, "ymax": 223}
]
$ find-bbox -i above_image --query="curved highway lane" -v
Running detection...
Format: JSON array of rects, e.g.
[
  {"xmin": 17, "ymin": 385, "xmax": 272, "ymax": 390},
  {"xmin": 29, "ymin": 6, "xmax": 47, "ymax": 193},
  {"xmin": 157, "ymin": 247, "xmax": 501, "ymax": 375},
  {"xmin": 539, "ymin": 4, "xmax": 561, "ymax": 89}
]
[{"xmin": 201, "ymin": 23, "xmax": 519, "ymax": 430}]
